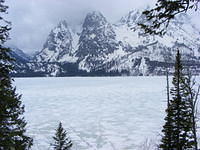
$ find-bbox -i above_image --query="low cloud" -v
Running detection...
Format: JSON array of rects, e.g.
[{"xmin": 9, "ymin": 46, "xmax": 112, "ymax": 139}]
[{"xmin": 5, "ymin": 0, "xmax": 199, "ymax": 54}]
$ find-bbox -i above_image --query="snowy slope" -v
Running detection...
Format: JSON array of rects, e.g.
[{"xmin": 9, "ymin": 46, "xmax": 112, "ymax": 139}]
[
  {"xmin": 12, "ymin": 9, "xmax": 200, "ymax": 76},
  {"xmin": 105, "ymin": 10, "xmax": 200, "ymax": 75},
  {"xmin": 35, "ymin": 20, "xmax": 78, "ymax": 63},
  {"xmin": 9, "ymin": 45, "xmax": 31, "ymax": 62},
  {"xmin": 76, "ymin": 11, "xmax": 119, "ymax": 72}
]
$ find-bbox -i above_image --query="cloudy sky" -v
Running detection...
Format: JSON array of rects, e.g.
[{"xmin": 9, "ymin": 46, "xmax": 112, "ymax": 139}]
[{"xmin": 5, "ymin": 0, "xmax": 200, "ymax": 54}]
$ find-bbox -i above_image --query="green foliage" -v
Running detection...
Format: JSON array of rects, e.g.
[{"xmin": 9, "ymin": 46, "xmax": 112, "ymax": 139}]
[
  {"xmin": 160, "ymin": 50, "xmax": 196, "ymax": 149},
  {"xmin": 139, "ymin": 0, "xmax": 200, "ymax": 35},
  {"xmin": 181, "ymin": 70, "xmax": 199, "ymax": 150},
  {"xmin": 0, "ymin": 0, "xmax": 33, "ymax": 149},
  {"xmin": 52, "ymin": 122, "xmax": 73, "ymax": 150}
]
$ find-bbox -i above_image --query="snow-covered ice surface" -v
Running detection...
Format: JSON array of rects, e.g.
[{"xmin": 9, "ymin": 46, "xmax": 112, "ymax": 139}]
[{"xmin": 14, "ymin": 77, "xmax": 200, "ymax": 150}]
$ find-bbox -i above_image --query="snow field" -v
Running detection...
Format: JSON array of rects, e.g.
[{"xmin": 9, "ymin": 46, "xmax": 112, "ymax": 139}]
[{"xmin": 14, "ymin": 77, "xmax": 200, "ymax": 150}]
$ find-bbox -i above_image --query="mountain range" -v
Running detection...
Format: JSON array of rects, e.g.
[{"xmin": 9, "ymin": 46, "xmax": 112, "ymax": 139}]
[{"xmin": 10, "ymin": 10, "xmax": 200, "ymax": 77}]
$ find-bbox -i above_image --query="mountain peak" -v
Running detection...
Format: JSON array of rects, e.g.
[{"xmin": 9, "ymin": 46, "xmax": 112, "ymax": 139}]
[
  {"xmin": 53, "ymin": 20, "xmax": 69, "ymax": 32},
  {"xmin": 120, "ymin": 9, "xmax": 144, "ymax": 27},
  {"xmin": 57, "ymin": 20, "xmax": 68, "ymax": 27},
  {"xmin": 83, "ymin": 11, "xmax": 107, "ymax": 28},
  {"xmin": 76, "ymin": 11, "xmax": 118, "ymax": 71},
  {"xmin": 87, "ymin": 11, "xmax": 104, "ymax": 17},
  {"xmin": 35, "ymin": 19, "xmax": 78, "ymax": 62},
  {"xmin": 29, "ymin": 9, "xmax": 200, "ymax": 76}
]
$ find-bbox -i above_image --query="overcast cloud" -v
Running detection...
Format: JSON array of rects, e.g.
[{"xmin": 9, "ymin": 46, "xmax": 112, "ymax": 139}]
[{"xmin": 5, "ymin": 0, "xmax": 199, "ymax": 54}]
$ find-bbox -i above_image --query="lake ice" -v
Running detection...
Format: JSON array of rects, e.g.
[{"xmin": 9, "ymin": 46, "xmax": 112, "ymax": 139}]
[{"xmin": 14, "ymin": 77, "xmax": 199, "ymax": 150}]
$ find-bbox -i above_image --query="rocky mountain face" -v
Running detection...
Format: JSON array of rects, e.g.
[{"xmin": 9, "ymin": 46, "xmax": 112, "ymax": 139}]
[
  {"xmin": 76, "ymin": 11, "xmax": 119, "ymax": 72},
  {"xmin": 108, "ymin": 10, "xmax": 200, "ymax": 75},
  {"xmin": 7, "ymin": 46, "xmax": 34, "ymax": 76},
  {"xmin": 11, "ymin": 10, "xmax": 200, "ymax": 77},
  {"xmin": 10, "ymin": 46, "xmax": 30, "ymax": 62},
  {"xmin": 35, "ymin": 20, "xmax": 78, "ymax": 63}
]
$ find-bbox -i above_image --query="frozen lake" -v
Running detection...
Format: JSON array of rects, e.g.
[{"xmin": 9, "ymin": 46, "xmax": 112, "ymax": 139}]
[{"xmin": 14, "ymin": 77, "xmax": 189, "ymax": 150}]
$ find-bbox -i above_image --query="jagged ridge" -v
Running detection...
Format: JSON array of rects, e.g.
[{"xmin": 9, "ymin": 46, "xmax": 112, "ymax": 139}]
[{"xmin": 11, "ymin": 10, "xmax": 200, "ymax": 77}]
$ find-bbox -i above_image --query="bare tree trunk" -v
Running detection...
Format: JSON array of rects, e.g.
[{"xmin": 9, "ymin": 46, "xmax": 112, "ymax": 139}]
[
  {"xmin": 166, "ymin": 68, "xmax": 170, "ymax": 108},
  {"xmin": 166, "ymin": 68, "xmax": 171, "ymax": 150},
  {"xmin": 191, "ymin": 85, "xmax": 199, "ymax": 150},
  {"xmin": 182, "ymin": 72, "xmax": 199, "ymax": 150}
]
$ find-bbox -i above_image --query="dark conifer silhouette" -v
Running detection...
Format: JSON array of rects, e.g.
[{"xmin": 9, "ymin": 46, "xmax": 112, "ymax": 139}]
[
  {"xmin": 160, "ymin": 50, "xmax": 196, "ymax": 149},
  {"xmin": 52, "ymin": 122, "xmax": 73, "ymax": 150},
  {"xmin": 0, "ymin": 0, "xmax": 33, "ymax": 149},
  {"xmin": 139, "ymin": 0, "xmax": 200, "ymax": 35}
]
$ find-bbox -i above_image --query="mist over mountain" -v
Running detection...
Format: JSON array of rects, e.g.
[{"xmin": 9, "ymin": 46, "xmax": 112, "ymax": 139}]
[{"xmin": 10, "ymin": 9, "xmax": 200, "ymax": 77}]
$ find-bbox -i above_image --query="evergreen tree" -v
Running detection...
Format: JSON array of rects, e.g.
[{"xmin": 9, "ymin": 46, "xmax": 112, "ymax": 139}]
[
  {"xmin": 182, "ymin": 70, "xmax": 199, "ymax": 150},
  {"xmin": 139, "ymin": 0, "xmax": 200, "ymax": 35},
  {"xmin": 0, "ymin": 0, "xmax": 33, "ymax": 149},
  {"xmin": 159, "ymin": 50, "xmax": 195, "ymax": 150},
  {"xmin": 52, "ymin": 122, "xmax": 73, "ymax": 150}
]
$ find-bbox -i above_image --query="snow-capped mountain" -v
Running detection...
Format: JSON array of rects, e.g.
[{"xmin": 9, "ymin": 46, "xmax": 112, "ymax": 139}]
[
  {"xmin": 107, "ymin": 10, "xmax": 200, "ymax": 75},
  {"xmin": 76, "ymin": 11, "xmax": 119, "ymax": 72},
  {"xmin": 35, "ymin": 20, "xmax": 78, "ymax": 63},
  {"xmin": 12, "ymin": 10, "xmax": 200, "ymax": 77}
]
